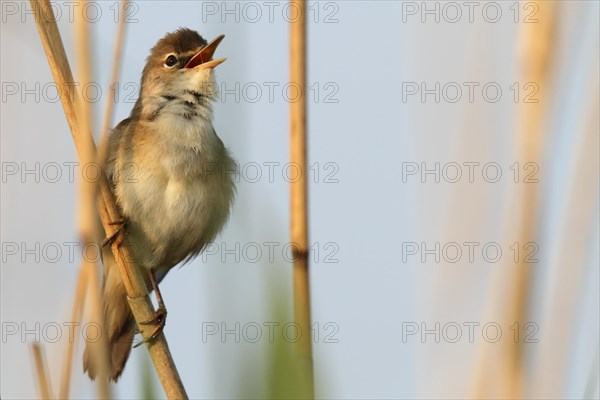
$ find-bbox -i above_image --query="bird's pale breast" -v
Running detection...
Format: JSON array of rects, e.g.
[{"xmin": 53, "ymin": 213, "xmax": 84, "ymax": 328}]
[{"xmin": 109, "ymin": 111, "xmax": 235, "ymax": 275}]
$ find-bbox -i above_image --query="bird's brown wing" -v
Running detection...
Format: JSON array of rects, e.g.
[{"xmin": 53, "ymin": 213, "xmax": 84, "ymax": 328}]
[{"xmin": 104, "ymin": 117, "xmax": 134, "ymax": 189}]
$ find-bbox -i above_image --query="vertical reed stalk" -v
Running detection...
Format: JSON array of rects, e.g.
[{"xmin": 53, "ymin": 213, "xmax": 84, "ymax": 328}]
[
  {"xmin": 471, "ymin": 2, "xmax": 556, "ymax": 398},
  {"xmin": 97, "ymin": 0, "xmax": 129, "ymax": 170},
  {"xmin": 290, "ymin": 0, "xmax": 314, "ymax": 397},
  {"xmin": 73, "ymin": 3, "xmax": 112, "ymax": 395},
  {"xmin": 59, "ymin": 263, "xmax": 89, "ymax": 399},
  {"xmin": 509, "ymin": 3, "xmax": 555, "ymax": 397},
  {"xmin": 31, "ymin": 343, "xmax": 54, "ymax": 399}
]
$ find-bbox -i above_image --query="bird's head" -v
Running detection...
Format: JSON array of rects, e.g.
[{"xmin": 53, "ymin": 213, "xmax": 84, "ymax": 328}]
[{"xmin": 136, "ymin": 28, "xmax": 226, "ymax": 112}]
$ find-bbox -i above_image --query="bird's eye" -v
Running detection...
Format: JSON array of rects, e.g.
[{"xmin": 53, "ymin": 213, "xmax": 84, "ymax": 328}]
[{"xmin": 164, "ymin": 55, "xmax": 178, "ymax": 68}]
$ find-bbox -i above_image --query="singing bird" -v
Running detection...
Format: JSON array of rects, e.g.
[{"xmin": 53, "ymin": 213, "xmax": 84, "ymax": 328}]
[{"xmin": 83, "ymin": 28, "xmax": 236, "ymax": 380}]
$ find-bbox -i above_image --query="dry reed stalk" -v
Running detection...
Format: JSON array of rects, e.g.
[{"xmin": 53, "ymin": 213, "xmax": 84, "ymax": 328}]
[
  {"xmin": 289, "ymin": 0, "xmax": 314, "ymax": 397},
  {"xmin": 59, "ymin": 1, "xmax": 127, "ymax": 397},
  {"xmin": 73, "ymin": 0, "xmax": 96, "ymax": 242},
  {"xmin": 97, "ymin": 0, "xmax": 129, "ymax": 170},
  {"xmin": 508, "ymin": 3, "xmax": 555, "ymax": 398},
  {"xmin": 59, "ymin": 263, "xmax": 88, "ymax": 399},
  {"xmin": 59, "ymin": 261, "xmax": 112, "ymax": 399},
  {"xmin": 73, "ymin": 4, "xmax": 112, "ymax": 394},
  {"xmin": 30, "ymin": 0, "xmax": 188, "ymax": 397},
  {"xmin": 31, "ymin": 343, "xmax": 54, "ymax": 399},
  {"xmin": 83, "ymin": 260, "xmax": 112, "ymax": 398},
  {"xmin": 471, "ymin": 2, "xmax": 556, "ymax": 398}
]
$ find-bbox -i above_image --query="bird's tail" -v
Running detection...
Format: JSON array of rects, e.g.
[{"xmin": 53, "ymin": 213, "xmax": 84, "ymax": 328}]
[{"xmin": 83, "ymin": 247, "xmax": 135, "ymax": 381}]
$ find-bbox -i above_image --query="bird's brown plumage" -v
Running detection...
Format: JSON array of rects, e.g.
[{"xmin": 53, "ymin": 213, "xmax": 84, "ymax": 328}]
[{"xmin": 83, "ymin": 28, "xmax": 235, "ymax": 381}]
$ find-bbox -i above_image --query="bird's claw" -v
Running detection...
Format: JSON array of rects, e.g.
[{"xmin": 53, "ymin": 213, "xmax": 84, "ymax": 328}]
[
  {"xmin": 101, "ymin": 218, "xmax": 128, "ymax": 248},
  {"xmin": 134, "ymin": 306, "xmax": 167, "ymax": 348},
  {"xmin": 140, "ymin": 305, "xmax": 167, "ymax": 326}
]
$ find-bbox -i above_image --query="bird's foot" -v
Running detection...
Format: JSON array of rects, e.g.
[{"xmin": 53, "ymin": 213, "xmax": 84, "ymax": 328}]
[
  {"xmin": 134, "ymin": 306, "xmax": 167, "ymax": 348},
  {"xmin": 101, "ymin": 218, "xmax": 128, "ymax": 248}
]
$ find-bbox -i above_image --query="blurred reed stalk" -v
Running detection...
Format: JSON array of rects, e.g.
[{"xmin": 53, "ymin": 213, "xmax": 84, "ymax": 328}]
[
  {"xmin": 30, "ymin": 0, "xmax": 188, "ymax": 397},
  {"xmin": 31, "ymin": 343, "xmax": 53, "ymax": 399},
  {"xmin": 472, "ymin": 2, "xmax": 556, "ymax": 398},
  {"xmin": 59, "ymin": 261, "xmax": 88, "ymax": 398},
  {"xmin": 97, "ymin": 0, "xmax": 128, "ymax": 170},
  {"xmin": 289, "ymin": 0, "xmax": 315, "ymax": 397},
  {"xmin": 59, "ymin": 0, "xmax": 128, "ymax": 399},
  {"xmin": 73, "ymin": 2, "xmax": 112, "ymax": 396},
  {"xmin": 82, "ymin": 260, "xmax": 112, "ymax": 398},
  {"xmin": 509, "ymin": 2, "xmax": 555, "ymax": 397}
]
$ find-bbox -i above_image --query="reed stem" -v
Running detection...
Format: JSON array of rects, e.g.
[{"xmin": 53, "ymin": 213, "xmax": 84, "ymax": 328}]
[{"xmin": 290, "ymin": 0, "xmax": 314, "ymax": 397}]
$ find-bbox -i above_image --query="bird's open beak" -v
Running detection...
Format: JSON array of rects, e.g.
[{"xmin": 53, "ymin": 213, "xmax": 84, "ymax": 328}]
[{"xmin": 185, "ymin": 34, "xmax": 227, "ymax": 70}]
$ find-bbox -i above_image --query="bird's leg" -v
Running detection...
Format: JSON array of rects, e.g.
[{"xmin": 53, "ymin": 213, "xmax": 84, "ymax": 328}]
[
  {"xmin": 148, "ymin": 269, "xmax": 167, "ymax": 316},
  {"xmin": 101, "ymin": 218, "xmax": 128, "ymax": 248},
  {"xmin": 134, "ymin": 270, "xmax": 167, "ymax": 348}
]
